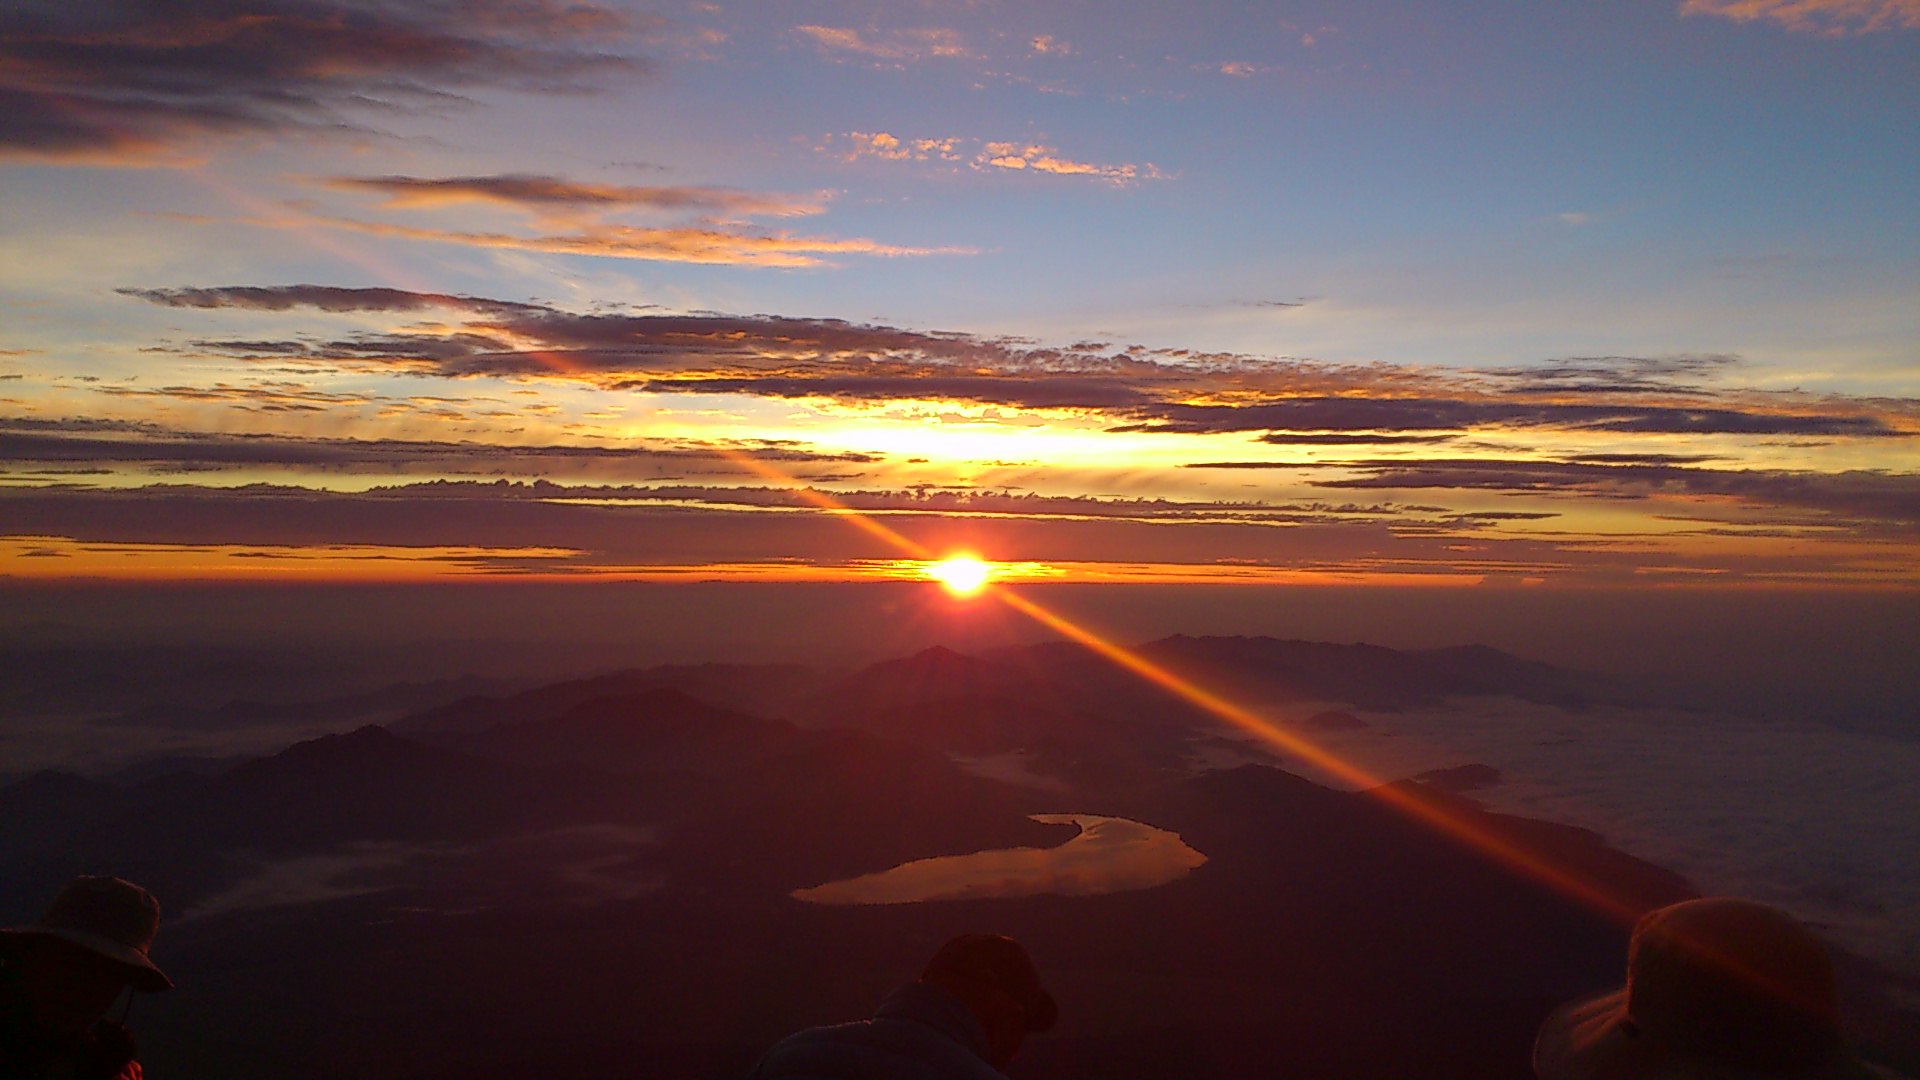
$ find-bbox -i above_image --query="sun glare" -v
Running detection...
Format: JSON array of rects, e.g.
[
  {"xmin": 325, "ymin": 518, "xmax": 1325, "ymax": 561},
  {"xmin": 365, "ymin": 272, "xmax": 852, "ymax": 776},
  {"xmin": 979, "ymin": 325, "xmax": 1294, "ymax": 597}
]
[{"xmin": 927, "ymin": 555, "xmax": 993, "ymax": 597}]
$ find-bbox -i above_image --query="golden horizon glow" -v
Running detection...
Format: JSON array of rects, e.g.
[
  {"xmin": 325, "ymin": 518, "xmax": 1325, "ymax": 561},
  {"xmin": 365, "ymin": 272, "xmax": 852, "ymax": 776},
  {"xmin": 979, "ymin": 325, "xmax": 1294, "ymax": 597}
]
[{"xmin": 926, "ymin": 553, "xmax": 993, "ymax": 597}]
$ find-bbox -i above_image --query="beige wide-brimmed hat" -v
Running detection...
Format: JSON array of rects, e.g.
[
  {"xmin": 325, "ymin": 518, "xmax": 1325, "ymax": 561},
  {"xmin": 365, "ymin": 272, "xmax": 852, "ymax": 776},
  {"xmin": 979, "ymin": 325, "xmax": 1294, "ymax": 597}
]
[
  {"xmin": 1534, "ymin": 897, "xmax": 1878, "ymax": 1080},
  {"xmin": 0, "ymin": 876, "xmax": 173, "ymax": 993}
]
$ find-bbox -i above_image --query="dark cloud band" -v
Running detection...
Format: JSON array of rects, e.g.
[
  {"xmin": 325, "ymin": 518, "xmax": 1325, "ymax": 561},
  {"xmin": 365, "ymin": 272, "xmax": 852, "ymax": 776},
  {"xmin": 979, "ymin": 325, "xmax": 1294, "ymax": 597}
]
[
  {"xmin": 0, "ymin": 1, "xmax": 641, "ymax": 163},
  {"xmin": 119, "ymin": 283, "xmax": 1917, "ymax": 443}
]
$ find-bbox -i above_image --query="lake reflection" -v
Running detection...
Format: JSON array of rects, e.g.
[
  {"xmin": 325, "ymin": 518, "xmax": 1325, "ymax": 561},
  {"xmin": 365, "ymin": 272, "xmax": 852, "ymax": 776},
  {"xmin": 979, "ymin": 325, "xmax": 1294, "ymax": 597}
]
[{"xmin": 793, "ymin": 814, "xmax": 1206, "ymax": 905}]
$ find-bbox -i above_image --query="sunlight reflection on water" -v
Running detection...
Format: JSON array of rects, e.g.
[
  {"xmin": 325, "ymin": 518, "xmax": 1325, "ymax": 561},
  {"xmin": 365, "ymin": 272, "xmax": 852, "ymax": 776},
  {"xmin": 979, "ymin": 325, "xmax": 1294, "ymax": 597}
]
[{"xmin": 792, "ymin": 814, "xmax": 1206, "ymax": 905}]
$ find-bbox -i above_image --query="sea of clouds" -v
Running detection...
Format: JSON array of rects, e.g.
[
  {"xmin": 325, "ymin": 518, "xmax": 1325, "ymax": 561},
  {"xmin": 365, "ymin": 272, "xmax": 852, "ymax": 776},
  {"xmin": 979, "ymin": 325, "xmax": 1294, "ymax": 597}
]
[{"xmin": 1243, "ymin": 700, "xmax": 1920, "ymax": 981}]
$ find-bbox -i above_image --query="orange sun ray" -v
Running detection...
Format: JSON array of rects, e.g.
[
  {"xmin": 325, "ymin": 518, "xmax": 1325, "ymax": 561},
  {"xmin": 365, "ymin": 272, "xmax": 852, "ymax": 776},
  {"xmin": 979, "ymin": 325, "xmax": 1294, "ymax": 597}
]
[{"xmin": 698, "ymin": 448, "xmax": 1646, "ymax": 921}]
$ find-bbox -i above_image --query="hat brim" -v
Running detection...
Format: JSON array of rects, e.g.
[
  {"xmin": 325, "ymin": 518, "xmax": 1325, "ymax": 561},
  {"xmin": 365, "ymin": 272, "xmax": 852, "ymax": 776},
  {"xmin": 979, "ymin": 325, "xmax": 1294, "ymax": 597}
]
[
  {"xmin": 0, "ymin": 927, "xmax": 173, "ymax": 992},
  {"xmin": 1533, "ymin": 988, "xmax": 1660, "ymax": 1080},
  {"xmin": 1534, "ymin": 986, "xmax": 1882, "ymax": 1080}
]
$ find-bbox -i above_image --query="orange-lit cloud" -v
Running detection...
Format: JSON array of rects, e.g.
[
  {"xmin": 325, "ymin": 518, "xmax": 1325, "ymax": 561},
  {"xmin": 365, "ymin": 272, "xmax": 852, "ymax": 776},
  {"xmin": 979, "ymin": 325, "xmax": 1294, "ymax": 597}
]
[
  {"xmin": 978, "ymin": 141, "xmax": 1162, "ymax": 182},
  {"xmin": 828, "ymin": 132, "xmax": 1161, "ymax": 183},
  {"xmin": 792, "ymin": 25, "xmax": 976, "ymax": 64},
  {"xmin": 121, "ymin": 287, "xmax": 1913, "ymax": 444},
  {"xmin": 0, "ymin": 536, "xmax": 584, "ymax": 582},
  {"xmin": 5, "ymin": 478, "xmax": 1915, "ymax": 586},
  {"xmin": 1189, "ymin": 456, "xmax": 1920, "ymax": 530},
  {"xmin": 1680, "ymin": 0, "xmax": 1920, "ymax": 34},
  {"xmin": 42, "ymin": 285, "xmax": 1913, "ymax": 582},
  {"xmin": 833, "ymin": 132, "xmax": 964, "ymax": 163},
  {"xmin": 321, "ymin": 175, "xmax": 827, "ymax": 222},
  {"xmin": 175, "ymin": 164, "xmax": 941, "ymax": 269},
  {"xmin": 184, "ymin": 212, "xmax": 964, "ymax": 268}
]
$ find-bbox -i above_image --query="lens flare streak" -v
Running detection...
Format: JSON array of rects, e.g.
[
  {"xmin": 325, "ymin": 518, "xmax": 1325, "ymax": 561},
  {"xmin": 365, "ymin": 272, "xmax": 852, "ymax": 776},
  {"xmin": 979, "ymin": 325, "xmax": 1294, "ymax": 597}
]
[{"xmin": 707, "ymin": 443, "xmax": 1644, "ymax": 922}]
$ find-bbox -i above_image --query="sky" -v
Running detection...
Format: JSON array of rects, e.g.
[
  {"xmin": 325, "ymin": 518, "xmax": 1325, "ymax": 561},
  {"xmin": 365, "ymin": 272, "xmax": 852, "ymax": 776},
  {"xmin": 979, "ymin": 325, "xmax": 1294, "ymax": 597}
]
[{"xmin": 2, "ymin": 0, "xmax": 1917, "ymax": 592}]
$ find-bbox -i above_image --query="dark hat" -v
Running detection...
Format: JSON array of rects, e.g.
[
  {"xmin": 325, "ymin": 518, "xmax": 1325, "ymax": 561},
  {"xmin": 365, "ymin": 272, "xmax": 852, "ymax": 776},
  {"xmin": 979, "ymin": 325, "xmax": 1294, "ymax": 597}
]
[
  {"xmin": 922, "ymin": 933, "xmax": 1057, "ymax": 1033},
  {"xmin": 0, "ymin": 876, "xmax": 172, "ymax": 993},
  {"xmin": 1534, "ymin": 898, "xmax": 1876, "ymax": 1080}
]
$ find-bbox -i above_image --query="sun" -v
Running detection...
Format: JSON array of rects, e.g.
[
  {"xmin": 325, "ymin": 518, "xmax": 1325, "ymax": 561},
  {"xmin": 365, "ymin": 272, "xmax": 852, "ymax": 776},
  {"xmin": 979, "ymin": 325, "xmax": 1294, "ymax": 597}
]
[{"xmin": 927, "ymin": 554, "xmax": 993, "ymax": 598}]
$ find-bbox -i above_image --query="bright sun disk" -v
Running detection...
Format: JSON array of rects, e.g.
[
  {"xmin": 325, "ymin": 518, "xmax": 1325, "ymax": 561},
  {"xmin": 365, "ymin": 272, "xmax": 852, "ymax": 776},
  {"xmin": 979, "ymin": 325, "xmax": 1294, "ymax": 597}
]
[{"xmin": 927, "ymin": 555, "xmax": 992, "ymax": 597}]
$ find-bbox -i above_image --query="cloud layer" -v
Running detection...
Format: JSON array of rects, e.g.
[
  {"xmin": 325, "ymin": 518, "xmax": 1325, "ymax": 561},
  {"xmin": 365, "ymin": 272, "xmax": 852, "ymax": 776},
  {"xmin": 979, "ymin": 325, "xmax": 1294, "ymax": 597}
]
[
  {"xmin": 3, "ymin": 283, "xmax": 1912, "ymax": 585},
  {"xmin": 1260, "ymin": 697, "xmax": 1920, "ymax": 977},
  {"xmin": 320, "ymin": 175, "xmax": 827, "ymax": 221},
  {"xmin": 123, "ymin": 285, "xmax": 1915, "ymax": 447},
  {"xmin": 0, "ymin": 0, "xmax": 641, "ymax": 164},
  {"xmin": 827, "ymin": 131, "xmax": 1161, "ymax": 183},
  {"xmin": 1680, "ymin": 0, "xmax": 1920, "ymax": 35}
]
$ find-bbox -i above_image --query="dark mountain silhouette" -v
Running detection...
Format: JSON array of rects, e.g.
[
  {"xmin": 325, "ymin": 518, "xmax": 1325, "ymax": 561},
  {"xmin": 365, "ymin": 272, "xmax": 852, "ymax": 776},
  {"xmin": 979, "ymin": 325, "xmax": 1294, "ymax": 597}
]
[
  {"xmin": 790, "ymin": 645, "xmax": 1049, "ymax": 725},
  {"xmin": 1411, "ymin": 762, "xmax": 1504, "ymax": 792},
  {"xmin": 661, "ymin": 726, "xmax": 1066, "ymax": 894},
  {"xmin": 0, "ymin": 641, "xmax": 527, "ymax": 729},
  {"xmin": 820, "ymin": 689, "xmax": 1121, "ymax": 754},
  {"xmin": 102, "ymin": 753, "xmax": 258, "ymax": 785},
  {"xmin": 0, "ymin": 726, "xmax": 706, "ymax": 918},
  {"xmin": 126, "ymin": 725, "xmax": 704, "ymax": 853},
  {"xmin": 98, "ymin": 673, "xmax": 515, "ymax": 732},
  {"xmin": 789, "ymin": 646, "xmax": 1200, "ymax": 791},
  {"xmin": 393, "ymin": 662, "xmax": 832, "ymax": 741},
  {"xmin": 453, "ymin": 687, "xmax": 804, "ymax": 774},
  {"xmin": 986, "ymin": 634, "xmax": 1632, "ymax": 716},
  {"xmin": 788, "ymin": 636, "xmax": 1618, "ymax": 793},
  {"xmin": 6, "ymin": 637, "xmax": 1914, "ymax": 1080}
]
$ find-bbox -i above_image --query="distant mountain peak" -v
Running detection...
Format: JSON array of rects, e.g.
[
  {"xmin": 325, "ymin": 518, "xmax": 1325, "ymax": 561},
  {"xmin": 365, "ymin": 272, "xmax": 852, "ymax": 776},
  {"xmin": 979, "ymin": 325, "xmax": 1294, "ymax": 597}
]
[
  {"xmin": 904, "ymin": 644, "xmax": 979, "ymax": 663},
  {"xmin": 315, "ymin": 723, "xmax": 404, "ymax": 747},
  {"xmin": 4, "ymin": 769, "xmax": 103, "ymax": 798},
  {"xmin": 251, "ymin": 724, "xmax": 446, "ymax": 773}
]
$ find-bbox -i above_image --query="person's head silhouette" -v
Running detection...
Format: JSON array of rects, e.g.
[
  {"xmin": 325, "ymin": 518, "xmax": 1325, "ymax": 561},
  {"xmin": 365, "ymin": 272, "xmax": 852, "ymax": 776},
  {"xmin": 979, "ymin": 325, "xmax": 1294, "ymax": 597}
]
[
  {"xmin": 2, "ymin": 876, "xmax": 172, "ymax": 1079},
  {"xmin": 1534, "ymin": 898, "xmax": 1876, "ymax": 1079},
  {"xmin": 920, "ymin": 934, "xmax": 1058, "ymax": 1069}
]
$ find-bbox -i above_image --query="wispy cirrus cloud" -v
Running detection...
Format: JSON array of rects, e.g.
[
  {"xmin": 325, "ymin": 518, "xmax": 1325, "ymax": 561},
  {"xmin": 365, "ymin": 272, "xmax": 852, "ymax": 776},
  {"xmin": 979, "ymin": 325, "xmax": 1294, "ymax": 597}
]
[
  {"xmin": 977, "ymin": 141, "xmax": 1163, "ymax": 182},
  {"xmin": 1478, "ymin": 354, "xmax": 1745, "ymax": 394},
  {"xmin": 0, "ymin": 0, "xmax": 642, "ymax": 165},
  {"xmin": 1236, "ymin": 456, "xmax": 1920, "ymax": 530},
  {"xmin": 121, "ymin": 285, "xmax": 1387, "ymax": 408},
  {"xmin": 825, "ymin": 132, "xmax": 1162, "ymax": 184},
  {"xmin": 169, "ymin": 208, "xmax": 961, "ymax": 269},
  {"xmin": 0, "ymin": 417, "xmax": 876, "ymax": 479},
  {"xmin": 1183, "ymin": 458, "xmax": 1920, "ymax": 540},
  {"xmin": 1214, "ymin": 60, "xmax": 1278, "ymax": 78},
  {"xmin": 185, "ymin": 169, "xmax": 937, "ymax": 268},
  {"xmin": 792, "ymin": 25, "xmax": 976, "ymax": 65},
  {"xmin": 121, "ymin": 284, "xmax": 541, "ymax": 315},
  {"xmin": 3, "ymin": 475, "xmax": 1907, "ymax": 584},
  {"xmin": 832, "ymin": 132, "xmax": 964, "ymax": 164},
  {"xmin": 318, "ymin": 174, "xmax": 827, "ymax": 223},
  {"xmin": 1258, "ymin": 433, "xmax": 1460, "ymax": 446},
  {"xmin": 1680, "ymin": 0, "xmax": 1920, "ymax": 35},
  {"xmin": 1124, "ymin": 397, "xmax": 1899, "ymax": 438}
]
